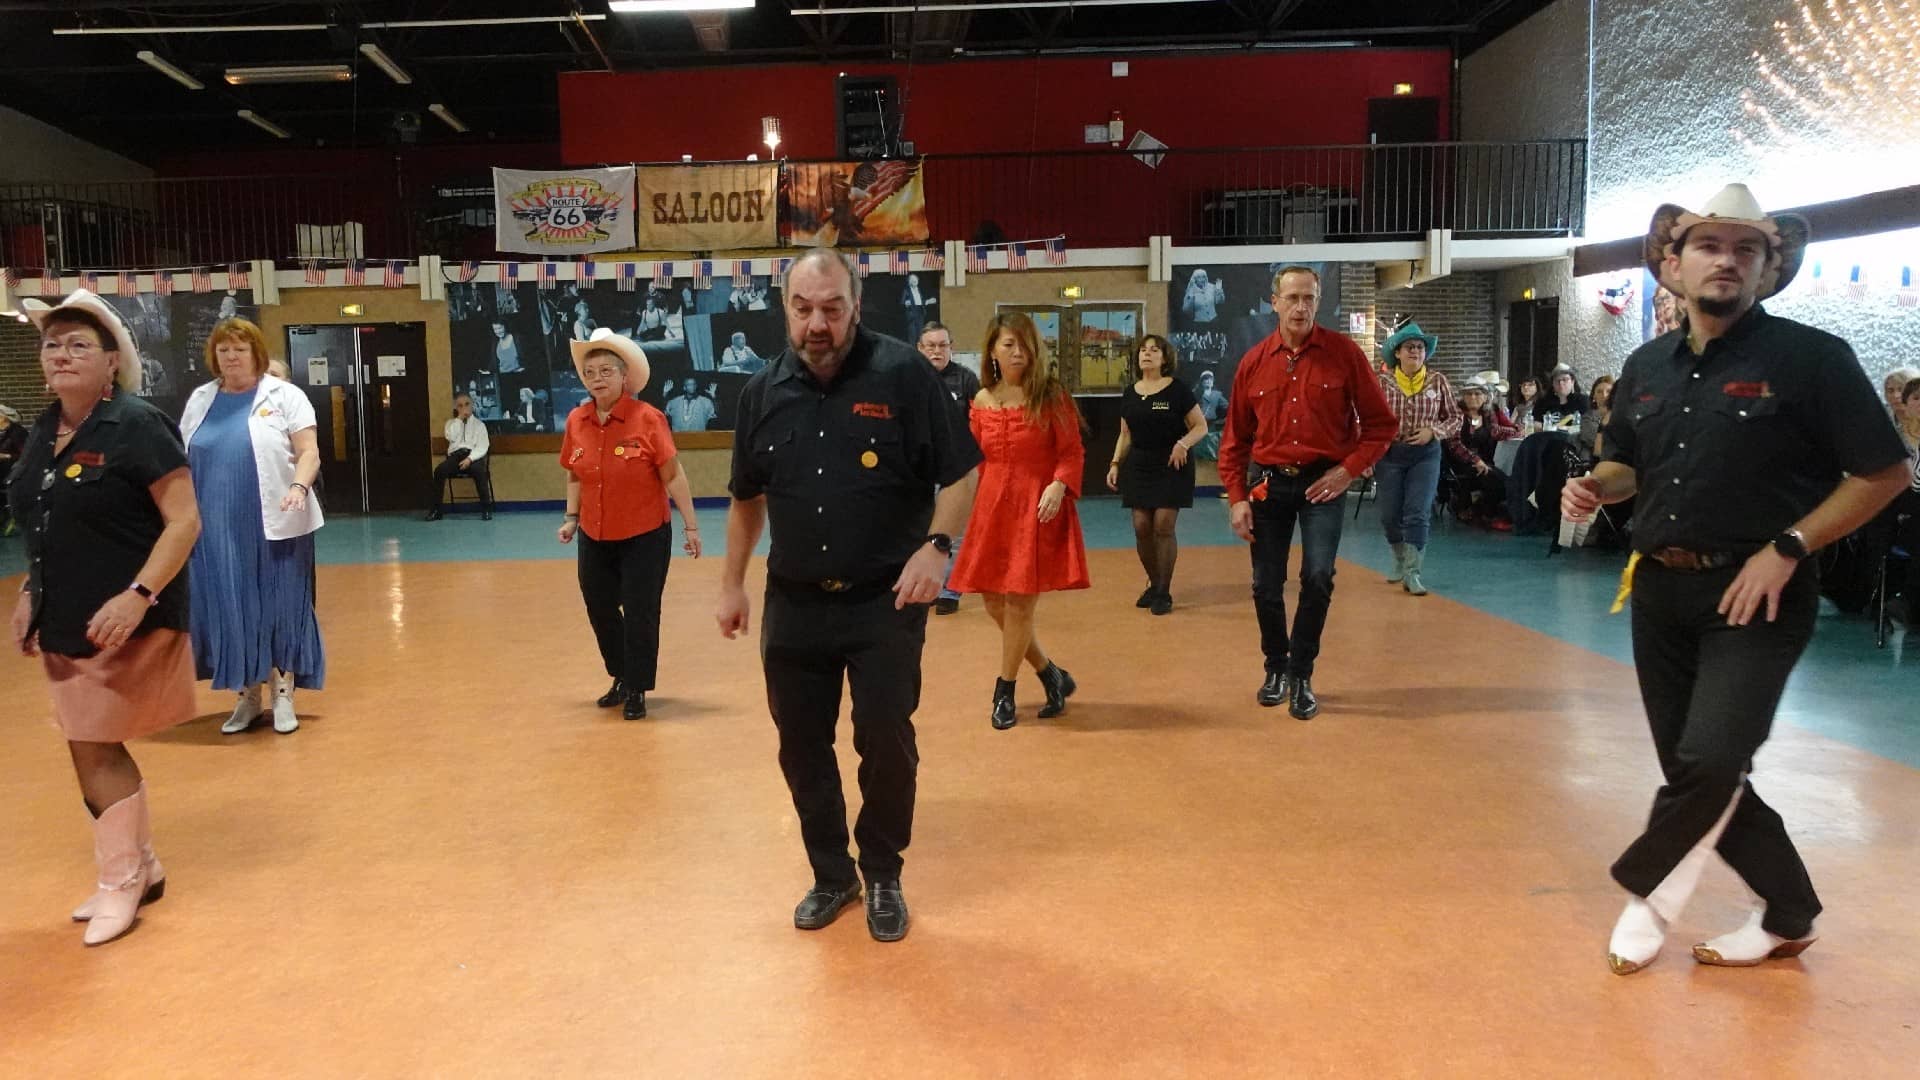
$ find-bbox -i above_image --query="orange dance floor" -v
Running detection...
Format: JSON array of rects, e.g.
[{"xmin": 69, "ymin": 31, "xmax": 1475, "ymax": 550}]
[{"xmin": 3, "ymin": 548, "xmax": 1917, "ymax": 1075}]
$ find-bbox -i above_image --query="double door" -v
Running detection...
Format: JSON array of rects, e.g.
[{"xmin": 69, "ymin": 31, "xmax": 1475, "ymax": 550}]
[{"xmin": 283, "ymin": 322, "xmax": 430, "ymax": 513}]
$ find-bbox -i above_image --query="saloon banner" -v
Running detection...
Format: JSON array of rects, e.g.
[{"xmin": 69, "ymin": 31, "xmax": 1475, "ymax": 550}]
[
  {"xmin": 493, "ymin": 166, "xmax": 637, "ymax": 255},
  {"xmin": 783, "ymin": 159, "xmax": 929, "ymax": 247},
  {"xmin": 638, "ymin": 164, "xmax": 779, "ymax": 251}
]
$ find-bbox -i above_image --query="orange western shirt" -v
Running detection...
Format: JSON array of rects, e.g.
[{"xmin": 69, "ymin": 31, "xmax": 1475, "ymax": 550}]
[
  {"xmin": 1216, "ymin": 324, "xmax": 1397, "ymax": 503},
  {"xmin": 559, "ymin": 396, "xmax": 676, "ymax": 541}
]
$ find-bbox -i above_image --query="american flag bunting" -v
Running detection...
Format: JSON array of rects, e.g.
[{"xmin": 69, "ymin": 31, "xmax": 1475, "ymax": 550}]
[
  {"xmin": 2, "ymin": 267, "xmax": 18, "ymax": 289},
  {"xmin": 1846, "ymin": 265, "xmax": 1867, "ymax": 299},
  {"xmin": 505, "ymin": 262, "xmax": 520, "ymax": 286},
  {"xmin": 659, "ymin": 261, "xmax": 677, "ymax": 283},
  {"xmin": 302, "ymin": 262, "xmax": 325, "ymax": 287},
  {"xmin": 194, "ymin": 268, "xmax": 215, "ymax": 293},
  {"xmin": 855, "ymin": 252, "xmax": 871, "ymax": 278},
  {"xmin": 386, "ymin": 260, "xmax": 407, "ymax": 287},
  {"xmin": 967, "ymin": 246, "xmax": 987, "ymax": 273},
  {"xmin": 155, "ymin": 272, "xmax": 174, "ymax": 296},
  {"xmin": 616, "ymin": 262, "xmax": 637, "ymax": 292},
  {"xmin": 537, "ymin": 262, "xmax": 557, "ymax": 290},
  {"xmin": 41, "ymin": 273, "xmax": 63, "ymax": 297},
  {"xmin": 1045, "ymin": 238, "xmax": 1067, "ymax": 266},
  {"xmin": 1008, "ymin": 243, "xmax": 1028, "ymax": 271},
  {"xmin": 344, "ymin": 260, "xmax": 366, "ymax": 287},
  {"xmin": 580, "ymin": 260, "xmax": 597, "ymax": 286},
  {"xmin": 228, "ymin": 263, "xmax": 250, "ymax": 290},
  {"xmin": 775, "ymin": 257, "xmax": 793, "ymax": 278},
  {"xmin": 1898, "ymin": 266, "xmax": 1918, "ymax": 308},
  {"xmin": 891, "ymin": 250, "xmax": 910, "ymax": 275},
  {"xmin": 458, "ymin": 260, "xmax": 480, "ymax": 283},
  {"xmin": 732, "ymin": 259, "xmax": 753, "ymax": 280},
  {"xmin": 693, "ymin": 260, "xmax": 713, "ymax": 290},
  {"xmin": 928, "ymin": 248, "xmax": 944, "ymax": 271},
  {"xmin": 82, "ymin": 271, "xmax": 99, "ymax": 293},
  {"xmin": 118, "ymin": 273, "xmax": 139, "ymax": 298},
  {"xmin": 1808, "ymin": 263, "xmax": 1827, "ymax": 296}
]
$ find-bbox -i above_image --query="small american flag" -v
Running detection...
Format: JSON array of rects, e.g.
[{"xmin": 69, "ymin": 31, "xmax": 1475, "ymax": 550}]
[
  {"xmin": 580, "ymin": 260, "xmax": 597, "ymax": 286},
  {"xmin": 41, "ymin": 273, "xmax": 63, "ymax": 297},
  {"xmin": 659, "ymin": 261, "xmax": 678, "ymax": 283},
  {"xmin": 458, "ymin": 260, "xmax": 480, "ymax": 283},
  {"xmin": 693, "ymin": 260, "xmax": 712, "ymax": 290},
  {"xmin": 1008, "ymin": 243, "xmax": 1028, "ymax": 271},
  {"xmin": 1045, "ymin": 238, "xmax": 1067, "ymax": 266},
  {"xmin": 302, "ymin": 262, "xmax": 325, "ymax": 286},
  {"xmin": 775, "ymin": 257, "xmax": 793, "ymax": 278},
  {"xmin": 928, "ymin": 248, "xmax": 944, "ymax": 271},
  {"xmin": 2, "ymin": 267, "xmax": 18, "ymax": 289},
  {"xmin": 1808, "ymin": 263, "xmax": 1828, "ymax": 296},
  {"xmin": 385, "ymin": 259, "xmax": 407, "ymax": 287},
  {"xmin": 155, "ymin": 272, "xmax": 175, "ymax": 296},
  {"xmin": 855, "ymin": 252, "xmax": 871, "ymax": 278},
  {"xmin": 967, "ymin": 246, "xmax": 987, "ymax": 273},
  {"xmin": 118, "ymin": 273, "xmax": 139, "ymax": 298},
  {"xmin": 537, "ymin": 262, "xmax": 556, "ymax": 290},
  {"xmin": 194, "ymin": 268, "xmax": 215, "ymax": 293},
  {"xmin": 82, "ymin": 271, "xmax": 99, "ymax": 292},
  {"xmin": 850, "ymin": 159, "xmax": 917, "ymax": 220},
  {"xmin": 344, "ymin": 260, "xmax": 366, "ymax": 287},
  {"xmin": 1898, "ymin": 266, "xmax": 1918, "ymax": 308},
  {"xmin": 228, "ymin": 263, "xmax": 250, "ymax": 290},
  {"xmin": 1846, "ymin": 265, "xmax": 1867, "ymax": 299},
  {"xmin": 505, "ymin": 262, "xmax": 521, "ymax": 286},
  {"xmin": 891, "ymin": 250, "xmax": 910, "ymax": 275},
  {"xmin": 732, "ymin": 259, "xmax": 753, "ymax": 280},
  {"xmin": 616, "ymin": 262, "xmax": 637, "ymax": 292}
]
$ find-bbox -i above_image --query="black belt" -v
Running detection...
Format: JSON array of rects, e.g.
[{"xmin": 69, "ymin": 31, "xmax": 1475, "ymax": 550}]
[
  {"xmin": 1253, "ymin": 460, "xmax": 1334, "ymax": 481},
  {"xmin": 768, "ymin": 567, "xmax": 904, "ymax": 599},
  {"xmin": 1643, "ymin": 547, "xmax": 1743, "ymax": 572}
]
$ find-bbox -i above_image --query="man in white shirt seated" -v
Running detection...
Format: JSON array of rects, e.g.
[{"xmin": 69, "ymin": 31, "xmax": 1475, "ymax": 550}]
[
  {"xmin": 717, "ymin": 331, "xmax": 765, "ymax": 374},
  {"xmin": 427, "ymin": 391, "xmax": 494, "ymax": 520}
]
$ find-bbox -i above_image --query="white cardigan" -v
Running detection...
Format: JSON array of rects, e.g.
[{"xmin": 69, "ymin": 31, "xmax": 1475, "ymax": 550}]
[{"xmin": 180, "ymin": 375, "xmax": 325, "ymax": 540}]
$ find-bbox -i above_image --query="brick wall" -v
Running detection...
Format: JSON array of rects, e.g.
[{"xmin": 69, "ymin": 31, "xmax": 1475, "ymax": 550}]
[
  {"xmin": 0, "ymin": 318, "xmax": 47, "ymax": 420},
  {"xmin": 1337, "ymin": 263, "xmax": 1498, "ymax": 385}
]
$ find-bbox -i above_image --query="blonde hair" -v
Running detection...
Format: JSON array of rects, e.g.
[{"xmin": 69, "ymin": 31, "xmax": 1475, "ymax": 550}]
[
  {"xmin": 203, "ymin": 317, "xmax": 273, "ymax": 378},
  {"xmin": 980, "ymin": 311, "xmax": 1079, "ymax": 431}
]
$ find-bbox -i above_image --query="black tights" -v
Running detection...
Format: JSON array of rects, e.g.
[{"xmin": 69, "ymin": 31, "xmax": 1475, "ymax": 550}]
[{"xmin": 1131, "ymin": 508, "xmax": 1181, "ymax": 593}]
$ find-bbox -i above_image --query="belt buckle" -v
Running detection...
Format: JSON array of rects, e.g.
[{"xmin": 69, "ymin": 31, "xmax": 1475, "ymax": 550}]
[
  {"xmin": 1655, "ymin": 547, "xmax": 1701, "ymax": 571},
  {"xmin": 820, "ymin": 578, "xmax": 851, "ymax": 593},
  {"xmin": 1275, "ymin": 465, "xmax": 1303, "ymax": 477}
]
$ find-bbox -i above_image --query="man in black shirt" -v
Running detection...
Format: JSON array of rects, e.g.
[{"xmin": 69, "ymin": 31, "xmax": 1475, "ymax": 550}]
[
  {"xmin": 917, "ymin": 320, "xmax": 979, "ymax": 615},
  {"xmin": 717, "ymin": 249, "xmax": 981, "ymax": 942},
  {"xmin": 1565, "ymin": 184, "xmax": 1909, "ymax": 975}
]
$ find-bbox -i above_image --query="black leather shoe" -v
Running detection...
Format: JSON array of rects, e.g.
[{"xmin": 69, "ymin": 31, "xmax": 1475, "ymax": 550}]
[
  {"xmin": 1257, "ymin": 671, "xmax": 1288, "ymax": 707},
  {"xmin": 991, "ymin": 678, "xmax": 1017, "ymax": 730},
  {"xmin": 1149, "ymin": 590, "xmax": 1173, "ymax": 616},
  {"xmin": 793, "ymin": 880, "xmax": 861, "ymax": 930},
  {"xmin": 424, "ymin": 509, "xmax": 443, "ymax": 522},
  {"xmin": 933, "ymin": 596, "xmax": 959, "ymax": 615},
  {"xmin": 623, "ymin": 691, "xmax": 647, "ymax": 720},
  {"xmin": 1136, "ymin": 586, "xmax": 1157, "ymax": 608},
  {"xmin": 595, "ymin": 679, "xmax": 625, "ymax": 708},
  {"xmin": 865, "ymin": 878, "xmax": 909, "ymax": 942},
  {"xmin": 481, "ymin": 510, "xmax": 493, "ymax": 521},
  {"xmin": 1036, "ymin": 663, "xmax": 1076, "ymax": 718},
  {"xmin": 1289, "ymin": 676, "xmax": 1320, "ymax": 720}
]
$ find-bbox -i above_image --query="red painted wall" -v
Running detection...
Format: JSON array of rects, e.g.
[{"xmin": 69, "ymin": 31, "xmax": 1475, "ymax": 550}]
[{"xmin": 559, "ymin": 50, "xmax": 1451, "ymax": 164}]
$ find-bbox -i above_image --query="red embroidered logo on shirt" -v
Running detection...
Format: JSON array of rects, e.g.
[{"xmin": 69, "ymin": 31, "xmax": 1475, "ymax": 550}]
[
  {"xmin": 852, "ymin": 402, "xmax": 893, "ymax": 419},
  {"xmin": 1722, "ymin": 381, "xmax": 1772, "ymax": 398},
  {"xmin": 72, "ymin": 451, "xmax": 105, "ymax": 466}
]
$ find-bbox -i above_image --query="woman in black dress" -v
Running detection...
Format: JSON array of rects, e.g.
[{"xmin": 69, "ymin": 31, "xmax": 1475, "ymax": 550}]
[{"xmin": 1106, "ymin": 334, "xmax": 1207, "ymax": 615}]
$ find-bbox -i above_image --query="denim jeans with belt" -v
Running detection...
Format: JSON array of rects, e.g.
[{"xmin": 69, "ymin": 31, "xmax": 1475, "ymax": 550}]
[
  {"xmin": 1248, "ymin": 468, "xmax": 1346, "ymax": 678},
  {"xmin": 1374, "ymin": 439, "xmax": 1442, "ymax": 550}
]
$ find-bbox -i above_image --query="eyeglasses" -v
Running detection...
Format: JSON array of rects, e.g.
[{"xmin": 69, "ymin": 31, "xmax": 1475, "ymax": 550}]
[{"xmin": 42, "ymin": 337, "xmax": 108, "ymax": 358}]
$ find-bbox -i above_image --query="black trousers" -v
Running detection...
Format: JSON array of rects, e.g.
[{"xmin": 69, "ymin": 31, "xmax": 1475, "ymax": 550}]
[
  {"xmin": 430, "ymin": 454, "xmax": 493, "ymax": 512},
  {"xmin": 1611, "ymin": 559, "xmax": 1823, "ymax": 939},
  {"xmin": 1248, "ymin": 468, "xmax": 1346, "ymax": 678},
  {"xmin": 575, "ymin": 525, "xmax": 671, "ymax": 691},
  {"xmin": 1450, "ymin": 465, "xmax": 1509, "ymax": 516},
  {"xmin": 761, "ymin": 582, "xmax": 927, "ymax": 884}
]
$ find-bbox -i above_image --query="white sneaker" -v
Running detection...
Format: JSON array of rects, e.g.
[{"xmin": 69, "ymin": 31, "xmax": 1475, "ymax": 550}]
[
  {"xmin": 272, "ymin": 674, "xmax": 299, "ymax": 734},
  {"xmin": 221, "ymin": 685, "xmax": 265, "ymax": 734}
]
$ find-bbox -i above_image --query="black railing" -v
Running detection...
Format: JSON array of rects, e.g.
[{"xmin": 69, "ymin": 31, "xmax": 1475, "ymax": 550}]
[{"xmin": 0, "ymin": 140, "xmax": 1584, "ymax": 270}]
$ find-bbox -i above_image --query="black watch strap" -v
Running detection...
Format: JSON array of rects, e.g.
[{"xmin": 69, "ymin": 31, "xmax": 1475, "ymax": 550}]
[
  {"xmin": 926, "ymin": 533, "xmax": 954, "ymax": 555},
  {"xmin": 1772, "ymin": 528, "xmax": 1809, "ymax": 560}
]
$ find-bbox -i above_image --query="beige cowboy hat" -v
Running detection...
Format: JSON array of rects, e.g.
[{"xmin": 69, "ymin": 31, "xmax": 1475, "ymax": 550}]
[
  {"xmin": 1644, "ymin": 183, "xmax": 1809, "ymax": 301},
  {"xmin": 20, "ymin": 289, "xmax": 144, "ymax": 393},
  {"xmin": 567, "ymin": 328, "xmax": 651, "ymax": 394}
]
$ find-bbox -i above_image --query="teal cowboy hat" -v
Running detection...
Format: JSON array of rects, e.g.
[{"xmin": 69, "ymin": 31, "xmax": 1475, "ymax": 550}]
[{"xmin": 1380, "ymin": 323, "xmax": 1438, "ymax": 369}]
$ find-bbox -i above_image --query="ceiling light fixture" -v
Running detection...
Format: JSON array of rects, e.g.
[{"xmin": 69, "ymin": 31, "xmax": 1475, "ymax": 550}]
[
  {"xmin": 609, "ymin": 0, "xmax": 754, "ymax": 13},
  {"xmin": 358, "ymin": 43, "xmax": 413, "ymax": 85},
  {"xmin": 224, "ymin": 64, "xmax": 353, "ymax": 85},
  {"xmin": 428, "ymin": 103, "xmax": 469, "ymax": 133},
  {"xmin": 135, "ymin": 50, "xmax": 205, "ymax": 90},
  {"xmin": 237, "ymin": 109, "xmax": 293, "ymax": 139}
]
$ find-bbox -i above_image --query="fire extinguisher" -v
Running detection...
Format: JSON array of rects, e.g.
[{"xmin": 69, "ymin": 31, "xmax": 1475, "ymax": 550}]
[{"xmin": 1108, "ymin": 109, "xmax": 1124, "ymax": 147}]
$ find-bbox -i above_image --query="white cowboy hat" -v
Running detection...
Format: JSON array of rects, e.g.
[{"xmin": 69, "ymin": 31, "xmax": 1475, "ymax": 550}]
[
  {"xmin": 20, "ymin": 289, "xmax": 144, "ymax": 393},
  {"xmin": 1644, "ymin": 183, "xmax": 1808, "ymax": 301},
  {"xmin": 567, "ymin": 328, "xmax": 651, "ymax": 394}
]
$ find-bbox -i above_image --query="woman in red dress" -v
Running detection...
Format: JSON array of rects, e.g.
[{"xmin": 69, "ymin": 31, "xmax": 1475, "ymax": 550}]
[{"xmin": 946, "ymin": 312, "xmax": 1090, "ymax": 729}]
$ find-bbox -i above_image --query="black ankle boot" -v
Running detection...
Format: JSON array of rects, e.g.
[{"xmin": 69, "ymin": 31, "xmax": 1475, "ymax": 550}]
[
  {"xmin": 1036, "ymin": 662, "xmax": 1076, "ymax": 718},
  {"xmin": 991, "ymin": 678, "xmax": 1017, "ymax": 730}
]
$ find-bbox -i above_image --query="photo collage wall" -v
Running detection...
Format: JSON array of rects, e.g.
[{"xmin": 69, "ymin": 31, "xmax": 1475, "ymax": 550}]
[
  {"xmin": 446, "ymin": 267, "xmax": 939, "ymax": 434},
  {"xmin": 107, "ymin": 289, "xmax": 261, "ymax": 422}
]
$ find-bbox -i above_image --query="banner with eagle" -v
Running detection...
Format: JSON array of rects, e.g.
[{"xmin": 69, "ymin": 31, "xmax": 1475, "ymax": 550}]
[
  {"xmin": 782, "ymin": 159, "xmax": 929, "ymax": 247},
  {"xmin": 493, "ymin": 166, "xmax": 636, "ymax": 255}
]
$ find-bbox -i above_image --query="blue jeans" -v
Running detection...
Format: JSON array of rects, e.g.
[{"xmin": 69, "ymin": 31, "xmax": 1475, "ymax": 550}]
[
  {"xmin": 1248, "ymin": 470, "xmax": 1346, "ymax": 678},
  {"xmin": 937, "ymin": 535, "xmax": 963, "ymax": 601},
  {"xmin": 1375, "ymin": 440, "xmax": 1442, "ymax": 550}
]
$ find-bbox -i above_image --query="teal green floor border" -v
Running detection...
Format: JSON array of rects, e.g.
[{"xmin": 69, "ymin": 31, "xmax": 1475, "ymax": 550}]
[{"xmin": 4, "ymin": 494, "xmax": 1912, "ymax": 765}]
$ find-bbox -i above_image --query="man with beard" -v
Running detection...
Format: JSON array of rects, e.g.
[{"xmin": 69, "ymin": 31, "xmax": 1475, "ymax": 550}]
[
  {"xmin": 1564, "ymin": 184, "xmax": 1908, "ymax": 975},
  {"xmin": 716, "ymin": 249, "xmax": 980, "ymax": 942}
]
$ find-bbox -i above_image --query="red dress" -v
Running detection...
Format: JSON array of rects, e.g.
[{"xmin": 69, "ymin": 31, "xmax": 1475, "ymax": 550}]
[{"xmin": 947, "ymin": 398, "xmax": 1091, "ymax": 595}]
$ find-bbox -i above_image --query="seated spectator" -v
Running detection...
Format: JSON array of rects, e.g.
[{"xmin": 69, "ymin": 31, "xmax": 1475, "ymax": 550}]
[
  {"xmin": 1532, "ymin": 365, "xmax": 1588, "ymax": 434},
  {"xmin": 1888, "ymin": 367, "xmax": 1920, "ymax": 455},
  {"xmin": 0, "ymin": 403, "xmax": 25, "ymax": 535},
  {"xmin": 1581, "ymin": 374, "xmax": 1616, "ymax": 459},
  {"xmin": 426, "ymin": 392, "xmax": 493, "ymax": 521},
  {"xmin": 1888, "ymin": 378, "xmax": 1920, "ymax": 627},
  {"xmin": 1511, "ymin": 376, "xmax": 1541, "ymax": 428},
  {"xmin": 1443, "ymin": 380, "xmax": 1519, "ymax": 529}
]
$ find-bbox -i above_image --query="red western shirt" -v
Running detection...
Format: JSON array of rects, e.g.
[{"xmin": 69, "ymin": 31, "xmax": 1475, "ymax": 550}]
[
  {"xmin": 559, "ymin": 396, "xmax": 676, "ymax": 541},
  {"xmin": 1216, "ymin": 324, "xmax": 1397, "ymax": 503}
]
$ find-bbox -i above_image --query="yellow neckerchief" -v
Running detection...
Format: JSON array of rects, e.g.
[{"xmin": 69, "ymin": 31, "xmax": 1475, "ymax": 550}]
[{"xmin": 1393, "ymin": 364, "xmax": 1428, "ymax": 397}]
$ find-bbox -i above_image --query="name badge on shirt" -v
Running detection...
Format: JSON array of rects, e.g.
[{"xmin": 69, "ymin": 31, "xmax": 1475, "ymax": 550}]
[
  {"xmin": 613, "ymin": 445, "xmax": 627, "ymax": 457},
  {"xmin": 861, "ymin": 450, "xmax": 879, "ymax": 469}
]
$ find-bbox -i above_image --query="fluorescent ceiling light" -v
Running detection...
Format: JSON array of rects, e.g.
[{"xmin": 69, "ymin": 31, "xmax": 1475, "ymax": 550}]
[
  {"xmin": 136, "ymin": 50, "xmax": 205, "ymax": 90},
  {"xmin": 224, "ymin": 64, "xmax": 353, "ymax": 85},
  {"xmin": 610, "ymin": 0, "xmax": 754, "ymax": 13},
  {"xmin": 237, "ymin": 109, "xmax": 292, "ymax": 139},
  {"xmin": 358, "ymin": 43, "xmax": 413, "ymax": 85},
  {"xmin": 428, "ymin": 103, "xmax": 469, "ymax": 133}
]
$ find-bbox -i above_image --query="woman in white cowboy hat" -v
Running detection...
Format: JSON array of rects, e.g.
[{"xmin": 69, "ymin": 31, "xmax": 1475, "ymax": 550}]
[
  {"xmin": 1442, "ymin": 378, "xmax": 1520, "ymax": 528},
  {"xmin": 557, "ymin": 328, "xmax": 702, "ymax": 720},
  {"xmin": 8, "ymin": 290, "xmax": 201, "ymax": 946},
  {"xmin": 1373, "ymin": 322, "xmax": 1461, "ymax": 595}
]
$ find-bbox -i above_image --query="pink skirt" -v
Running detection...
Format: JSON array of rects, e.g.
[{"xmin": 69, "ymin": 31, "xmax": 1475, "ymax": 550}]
[{"xmin": 42, "ymin": 628, "xmax": 196, "ymax": 743}]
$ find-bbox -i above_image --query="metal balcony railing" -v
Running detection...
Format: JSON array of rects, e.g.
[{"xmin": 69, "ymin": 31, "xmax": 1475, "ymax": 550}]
[{"xmin": 0, "ymin": 139, "xmax": 1585, "ymax": 270}]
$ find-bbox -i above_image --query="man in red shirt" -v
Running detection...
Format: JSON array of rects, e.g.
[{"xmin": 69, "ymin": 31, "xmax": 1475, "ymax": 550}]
[{"xmin": 1218, "ymin": 266, "xmax": 1396, "ymax": 718}]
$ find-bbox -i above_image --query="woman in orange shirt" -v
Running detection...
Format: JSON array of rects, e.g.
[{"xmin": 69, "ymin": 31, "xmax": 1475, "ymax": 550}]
[
  {"xmin": 558, "ymin": 329, "xmax": 701, "ymax": 719},
  {"xmin": 946, "ymin": 312, "xmax": 1090, "ymax": 729}
]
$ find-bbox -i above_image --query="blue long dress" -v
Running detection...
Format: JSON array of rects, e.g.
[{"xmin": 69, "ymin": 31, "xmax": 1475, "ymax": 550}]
[{"xmin": 188, "ymin": 389, "xmax": 326, "ymax": 690}]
